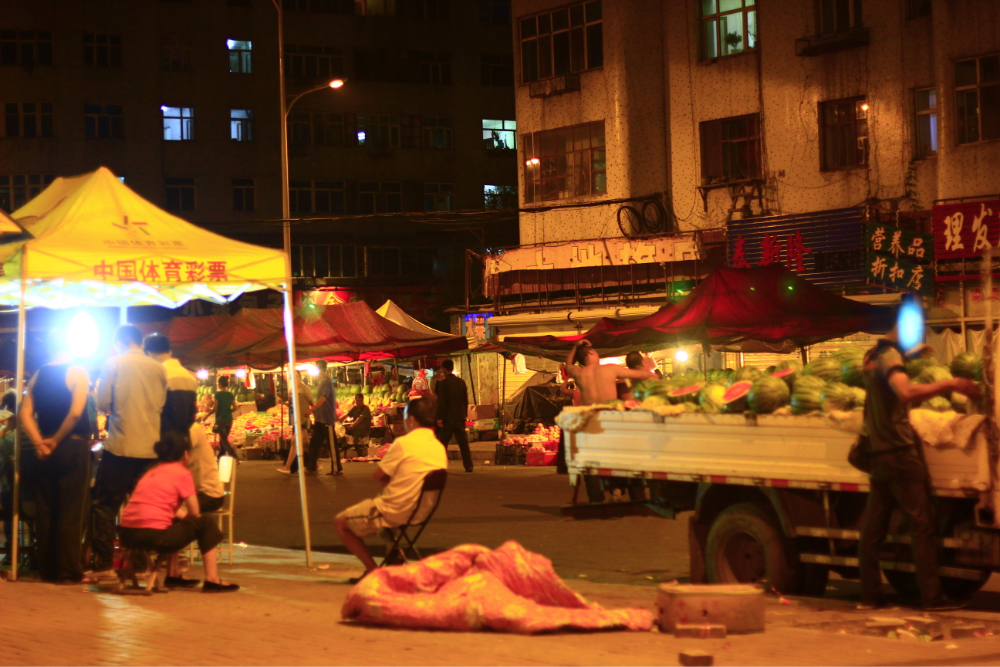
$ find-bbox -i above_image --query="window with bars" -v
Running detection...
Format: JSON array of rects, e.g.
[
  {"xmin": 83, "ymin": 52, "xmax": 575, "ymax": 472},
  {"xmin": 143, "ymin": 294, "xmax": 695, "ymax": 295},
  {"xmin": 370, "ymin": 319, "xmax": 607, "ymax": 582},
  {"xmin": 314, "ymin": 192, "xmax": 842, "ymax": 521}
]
[
  {"xmin": 0, "ymin": 31, "xmax": 53, "ymax": 66},
  {"xmin": 358, "ymin": 115, "xmax": 400, "ymax": 147},
  {"xmin": 289, "ymin": 180, "xmax": 345, "ymax": 214},
  {"xmin": 522, "ymin": 121, "xmax": 605, "ymax": 202},
  {"xmin": 424, "ymin": 183, "xmax": 454, "ymax": 211},
  {"xmin": 519, "ymin": 1, "xmax": 602, "ymax": 83},
  {"xmin": 483, "ymin": 119, "xmax": 516, "ymax": 150},
  {"xmin": 914, "ymin": 88, "xmax": 938, "ymax": 159},
  {"xmin": 293, "ymin": 245, "xmax": 360, "ymax": 278},
  {"xmin": 4, "ymin": 103, "xmax": 53, "ymax": 138},
  {"xmin": 422, "ymin": 117, "xmax": 452, "ymax": 149},
  {"xmin": 84, "ymin": 33, "xmax": 122, "ymax": 67},
  {"xmin": 283, "ymin": 0, "xmax": 355, "ymax": 13},
  {"xmin": 820, "ymin": 97, "xmax": 868, "ymax": 171},
  {"xmin": 484, "ymin": 184, "xmax": 518, "ymax": 209},
  {"xmin": 481, "ymin": 54, "xmax": 514, "ymax": 86},
  {"xmin": 399, "ymin": 0, "xmax": 450, "ymax": 20},
  {"xmin": 284, "ymin": 45, "xmax": 344, "ymax": 81},
  {"xmin": 819, "ymin": 0, "xmax": 862, "ymax": 35},
  {"xmin": 233, "ymin": 179, "xmax": 255, "ymax": 211},
  {"xmin": 699, "ymin": 114, "xmax": 760, "ymax": 184},
  {"xmin": 956, "ymin": 55, "xmax": 1000, "ymax": 145},
  {"xmin": 0, "ymin": 174, "xmax": 54, "ymax": 212},
  {"xmin": 700, "ymin": 0, "xmax": 757, "ymax": 60},
  {"xmin": 417, "ymin": 52, "xmax": 451, "ymax": 84},
  {"xmin": 162, "ymin": 36, "xmax": 193, "ymax": 71},
  {"xmin": 84, "ymin": 104, "xmax": 124, "ymax": 139},
  {"xmin": 165, "ymin": 177, "xmax": 195, "ymax": 211},
  {"xmin": 481, "ymin": 0, "xmax": 510, "ymax": 25},
  {"xmin": 227, "ymin": 39, "xmax": 252, "ymax": 73},
  {"xmin": 359, "ymin": 182, "xmax": 402, "ymax": 214},
  {"xmin": 230, "ymin": 109, "xmax": 253, "ymax": 142},
  {"xmin": 162, "ymin": 106, "xmax": 194, "ymax": 141}
]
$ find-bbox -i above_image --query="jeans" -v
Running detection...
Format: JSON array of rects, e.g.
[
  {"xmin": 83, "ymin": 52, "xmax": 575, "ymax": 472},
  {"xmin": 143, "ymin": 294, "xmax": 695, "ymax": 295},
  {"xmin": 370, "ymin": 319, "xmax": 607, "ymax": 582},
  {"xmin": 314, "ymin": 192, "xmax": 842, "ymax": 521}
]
[
  {"xmin": 91, "ymin": 451, "xmax": 154, "ymax": 572},
  {"xmin": 436, "ymin": 420, "xmax": 472, "ymax": 470},
  {"xmin": 305, "ymin": 422, "xmax": 341, "ymax": 473},
  {"xmin": 34, "ymin": 434, "xmax": 91, "ymax": 582},
  {"xmin": 216, "ymin": 422, "xmax": 236, "ymax": 459},
  {"xmin": 859, "ymin": 449, "xmax": 943, "ymax": 606}
]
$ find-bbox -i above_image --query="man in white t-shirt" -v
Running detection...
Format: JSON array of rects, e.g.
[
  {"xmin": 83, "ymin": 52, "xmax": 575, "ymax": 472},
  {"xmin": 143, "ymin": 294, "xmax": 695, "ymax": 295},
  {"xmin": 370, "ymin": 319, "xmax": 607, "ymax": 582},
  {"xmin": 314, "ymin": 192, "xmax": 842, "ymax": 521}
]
[{"xmin": 334, "ymin": 396, "xmax": 447, "ymax": 576}]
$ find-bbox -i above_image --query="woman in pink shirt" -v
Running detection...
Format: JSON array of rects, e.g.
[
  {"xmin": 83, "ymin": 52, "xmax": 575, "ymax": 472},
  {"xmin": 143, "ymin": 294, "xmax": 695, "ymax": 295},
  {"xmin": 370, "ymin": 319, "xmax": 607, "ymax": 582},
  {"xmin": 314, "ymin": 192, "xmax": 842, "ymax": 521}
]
[{"xmin": 119, "ymin": 432, "xmax": 238, "ymax": 592}]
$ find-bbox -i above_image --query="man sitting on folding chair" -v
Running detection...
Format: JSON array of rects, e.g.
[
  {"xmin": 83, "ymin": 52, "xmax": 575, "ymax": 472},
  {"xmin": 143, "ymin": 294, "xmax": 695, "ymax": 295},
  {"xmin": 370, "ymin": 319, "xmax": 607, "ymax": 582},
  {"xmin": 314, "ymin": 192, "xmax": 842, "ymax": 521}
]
[{"xmin": 334, "ymin": 396, "xmax": 446, "ymax": 579}]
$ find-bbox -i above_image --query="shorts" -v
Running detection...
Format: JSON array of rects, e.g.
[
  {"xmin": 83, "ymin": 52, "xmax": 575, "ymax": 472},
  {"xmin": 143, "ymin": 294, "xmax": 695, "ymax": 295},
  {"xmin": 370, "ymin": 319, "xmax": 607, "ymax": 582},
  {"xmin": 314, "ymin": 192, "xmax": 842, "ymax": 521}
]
[{"xmin": 338, "ymin": 498, "xmax": 391, "ymax": 538}]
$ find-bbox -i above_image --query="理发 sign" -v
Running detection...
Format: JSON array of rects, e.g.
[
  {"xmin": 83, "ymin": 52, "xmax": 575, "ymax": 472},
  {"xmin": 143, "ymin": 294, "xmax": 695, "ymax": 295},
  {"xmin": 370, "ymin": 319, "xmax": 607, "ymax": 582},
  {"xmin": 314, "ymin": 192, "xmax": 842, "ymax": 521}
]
[{"xmin": 932, "ymin": 200, "xmax": 1000, "ymax": 260}]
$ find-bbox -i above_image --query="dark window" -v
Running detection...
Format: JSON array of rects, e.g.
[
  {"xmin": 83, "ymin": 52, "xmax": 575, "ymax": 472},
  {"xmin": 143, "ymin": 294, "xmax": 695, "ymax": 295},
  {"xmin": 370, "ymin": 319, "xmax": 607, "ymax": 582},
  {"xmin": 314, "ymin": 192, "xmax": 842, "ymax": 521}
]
[
  {"xmin": 484, "ymin": 184, "xmax": 518, "ymax": 209},
  {"xmin": 956, "ymin": 55, "xmax": 1000, "ymax": 145},
  {"xmin": 313, "ymin": 112, "xmax": 344, "ymax": 146},
  {"xmin": 283, "ymin": 0, "xmax": 355, "ymax": 13},
  {"xmin": 161, "ymin": 36, "xmax": 193, "ymax": 71},
  {"xmin": 0, "ymin": 173, "xmax": 55, "ymax": 212},
  {"xmin": 84, "ymin": 104, "xmax": 124, "ymax": 139},
  {"xmin": 0, "ymin": 31, "xmax": 53, "ymax": 66},
  {"xmin": 700, "ymin": 0, "xmax": 757, "ymax": 60},
  {"xmin": 83, "ymin": 33, "xmax": 122, "ymax": 67},
  {"xmin": 481, "ymin": 54, "xmax": 514, "ymax": 86},
  {"xmin": 165, "ymin": 177, "xmax": 195, "ymax": 211},
  {"xmin": 906, "ymin": 0, "xmax": 931, "ymax": 19},
  {"xmin": 227, "ymin": 0, "xmax": 252, "ymax": 5},
  {"xmin": 914, "ymin": 88, "xmax": 937, "ymax": 159},
  {"xmin": 520, "ymin": 1, "xmax": 601, "ymax": 83},
  {"xmin": 4, "ymin": 102, "xmax": 53, "ymax": 138},
  {"xmin": 421, "ymin": 117, "xmax": 452, "ymax": 149},
  {"xmin": 289, "ymin": 113, "xmax": 312, "ymax": 145},
  {"xmin": 359, "ymin": 182, "xmax": 402, "ymax": 214},
  {"xmin": 354, "ymin": 47, "xmax": 401, "ymax": 82},
  {"xmin": 820, "ymin": 97, "xmax": 868, "ymax": 171},
  {"xmin": 481, "ymin": 0, "xmax": 510, "ymax": 25},
  {"xmin": 227, "ymin": 39, "xmax": 252, "ymax": 73},
  {"xmin": 233, "ymin": 178, "xmax": 255, "ymax": 211},
  {"xmin": 358, "ymin": 0, "xmax": 396, "ymax": 16},
  {"xmin": 522, "ymin": 120, "xmax": 606, "ymax": 202},
  {"xmin": 231, "ymin": 109, "xmax": 253, "ymax": 141},
  {"xmin": 289, "ymin": 180, "xmax": 345, "ymax": 214},
  {"xmin": 699, "ymin": 114, "xmax": 760, "ymax": 184},
  {"xmin": 819, "ymin": 0, "xmax": 862, "ymax": 35},
  {"xmin": 289, "ymin": 180, "xmax": 313, "ymax": 212},
  {"xmin": 416, "ymin": 52, "xmax": 451, "ymax": 84},
  {"xmin": 284, "ymin": 44, "xmax": 344, "ymax": 81},
  {"xmin": 357, "ymin": 115, "xmax": 400, "ymax": 147},
  {"xmin": 401, "ymin": 115, "xmax": 421, "ymax": 148},
  {"xmin": 424, "ymin": 183, "xmax": 454, "ymax": 211},
  {"xmin": 400, "ymin": 0, "xmax": 450, "ymax": 21},
  {"xmin": 483, "ymin": 119, "xmax": 516, "ymax": 149}
]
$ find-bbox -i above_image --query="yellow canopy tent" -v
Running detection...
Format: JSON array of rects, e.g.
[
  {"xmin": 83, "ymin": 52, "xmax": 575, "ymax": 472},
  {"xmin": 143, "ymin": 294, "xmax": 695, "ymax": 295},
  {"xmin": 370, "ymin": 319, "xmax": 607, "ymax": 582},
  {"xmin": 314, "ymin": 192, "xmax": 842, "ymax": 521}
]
[
  {"xmin": 0, "ymin": 167, "xmax": 314, "ymax": 579},
  {"xmin": 0, "ymin": 209, "xmax": 22, "ymax": 235}
]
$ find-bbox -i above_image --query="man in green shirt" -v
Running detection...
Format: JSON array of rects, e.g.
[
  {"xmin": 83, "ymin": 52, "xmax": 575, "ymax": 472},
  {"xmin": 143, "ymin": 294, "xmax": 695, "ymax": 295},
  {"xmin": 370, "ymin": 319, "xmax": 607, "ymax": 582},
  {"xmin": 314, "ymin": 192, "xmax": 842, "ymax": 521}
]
[{"xmin": 204, "ymin": 376, "xmax": 237, "ymax": 460}]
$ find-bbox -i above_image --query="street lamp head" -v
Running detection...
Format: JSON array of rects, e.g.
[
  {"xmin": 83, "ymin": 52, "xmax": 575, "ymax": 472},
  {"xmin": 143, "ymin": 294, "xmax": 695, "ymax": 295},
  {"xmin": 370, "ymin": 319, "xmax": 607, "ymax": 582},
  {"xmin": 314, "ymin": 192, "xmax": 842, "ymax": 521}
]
[{"xmin": 329, "ymin": 79, "xmax": 345, "ymax": 89}]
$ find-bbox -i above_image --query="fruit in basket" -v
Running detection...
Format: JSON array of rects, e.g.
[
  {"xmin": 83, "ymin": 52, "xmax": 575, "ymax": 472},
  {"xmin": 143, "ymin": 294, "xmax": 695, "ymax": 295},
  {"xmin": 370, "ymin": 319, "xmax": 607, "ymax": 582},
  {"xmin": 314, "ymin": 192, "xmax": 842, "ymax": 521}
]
[
  {"xmin": 698, "ymin": 383, "xmax": 727, "ymax": 413},
  {"xmin": 820, "ymin": 382, "xmax": 853, "ymax": 412},
  {"xmin": 951, "ymin": 352, "xmax": 983, "ymax": 381},
  {"xmin": 747, "ymin": 375, "xmax": 790, "ymax": 414},
  {"xmin": 803, "ymin": 357, "xmax": 841, "ymax": 382}
]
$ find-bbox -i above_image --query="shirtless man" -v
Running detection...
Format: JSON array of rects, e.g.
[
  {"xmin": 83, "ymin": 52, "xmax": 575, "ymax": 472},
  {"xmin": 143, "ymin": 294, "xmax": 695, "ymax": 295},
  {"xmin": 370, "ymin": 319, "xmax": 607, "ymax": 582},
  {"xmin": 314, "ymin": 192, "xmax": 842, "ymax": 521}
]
[{"xmin": 565, "ymin": 340, "xmax": 657, "ymax": 405}]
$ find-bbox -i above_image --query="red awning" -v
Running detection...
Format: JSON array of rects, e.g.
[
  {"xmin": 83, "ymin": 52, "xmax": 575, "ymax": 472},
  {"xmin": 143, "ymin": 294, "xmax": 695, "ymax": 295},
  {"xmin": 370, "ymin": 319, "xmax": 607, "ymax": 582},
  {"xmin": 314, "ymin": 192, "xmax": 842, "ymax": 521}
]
[
  {"xmin": 497, "ymin": 265, "xmax": 895, "ymax": 359},
  {"xmin": 140, "ymin": 301, "xmax": 468, "ymax": 367}
]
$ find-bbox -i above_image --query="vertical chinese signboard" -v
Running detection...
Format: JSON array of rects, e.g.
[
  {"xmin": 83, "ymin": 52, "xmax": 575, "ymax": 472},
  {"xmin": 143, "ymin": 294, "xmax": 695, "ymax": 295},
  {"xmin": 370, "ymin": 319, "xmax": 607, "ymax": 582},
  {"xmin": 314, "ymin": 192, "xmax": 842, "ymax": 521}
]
[
  {"xmin": 932, "ymin": 200, "xmax": 1000, "ymax": 261},
  {"xmin": 728, "ymin": 207, "xmax": 865, "ymax": 286},
  {"xmin": 864, "ymin": 223, "xmax": 934, "ymax": 295}
]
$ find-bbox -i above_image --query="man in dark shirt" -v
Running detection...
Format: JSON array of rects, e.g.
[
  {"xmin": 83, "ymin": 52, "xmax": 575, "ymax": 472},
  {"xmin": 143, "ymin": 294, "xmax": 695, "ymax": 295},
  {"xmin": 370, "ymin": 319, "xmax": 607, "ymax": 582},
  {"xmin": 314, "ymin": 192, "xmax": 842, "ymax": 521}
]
[
  {"xmin": 858, "ymin": 319, "xmax": 979, "ymax": 612},
  {"xmin": 344, "ymin": 393, "xmax": 372, "ymax": 457},
  {"xmin": 143, "ymin": 333, "xmax": 197, "ymax": 436},
  {"xmin": 435, "ymin": 359, "xmax": 472, "ymax": 473}
]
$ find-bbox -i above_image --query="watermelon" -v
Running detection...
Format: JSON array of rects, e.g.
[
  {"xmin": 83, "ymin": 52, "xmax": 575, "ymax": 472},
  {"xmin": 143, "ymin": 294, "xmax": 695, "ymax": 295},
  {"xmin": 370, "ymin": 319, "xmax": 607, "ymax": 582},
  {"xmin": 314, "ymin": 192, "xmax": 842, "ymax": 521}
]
[
  {"xmin": 840, "ymin": 354, "xmax": 866, "ymax": 388},
  {"xmin": 835, "ymin": 347, "xmax": 866, "ymax": 362},
  {"xmin": 721, "ymin": 380, "xmax": 753, "ymax": 413},
  {"xmin": 774, "ymin": 360, "xmax": 802, "ymax": 389},
  {"xmin": 794, "ymin": 375, "xmax": 827, "ymax": 392},
  {"xmin": 804, "ymin": 357, "xmax": 840, "ymax": 381},
  {"xmin": 682, "ymin": 401, "xmax": 700, "ymax": 413},
  {"xmin": 631, "ymin": 379, "xmax": 656, "ymax": 402},
  {"xmin": 699, "ymin": 383, "xmax": 728, "ymax": 413},
  {"xmin": 747, "ymin": 375, "xmax": 791, "ymax": 414},
  {"xmin": 641, "ymin": 395, "xmax": 670, "ymax": 409},
  {"xmin": 848, "ymin": 387, "xmax": 866, "ymax": 410},
  {"xmin": 734, "ymin": 366, "xmax": 762, "ymax": 383},
  {"xmin": 790, "ymin": 381, "xmax": 822, "ymax": 415},
  {"xmin": 951, "ymin": 352, "xmax": 983, "ymax": 381},
  {"xmin": 921, "ymin": 396, "xmax": 952, "ymax": 412},
  {"xmin": 905, "ymin": 358, "xmax": 938, "ymax": 379},
  {"xmin": 820, "ymin": 382, "xmax": 854, "ymax": 412},
  {"xmin": 764, "ymin": 365, "xmax": 777, "ymax": 375},
  {"xmin": 668, "ymin": 381, "xmax": 705, "ymax": 404},
  {"xmin": 951, "ymin": 391, "xmax": 973, "ymax": 414},
  {"xmin": 917, "ymin": 364, "xmax": 952, "ymax": 385}
]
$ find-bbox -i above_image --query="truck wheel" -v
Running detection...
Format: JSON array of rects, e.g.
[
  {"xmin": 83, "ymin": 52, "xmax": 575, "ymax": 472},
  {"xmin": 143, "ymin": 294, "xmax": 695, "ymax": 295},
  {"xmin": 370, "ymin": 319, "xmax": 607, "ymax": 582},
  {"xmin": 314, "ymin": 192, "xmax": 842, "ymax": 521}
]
[{"xmin": 705, "ymin": 502, "xmax": 800, "ymax": 594}]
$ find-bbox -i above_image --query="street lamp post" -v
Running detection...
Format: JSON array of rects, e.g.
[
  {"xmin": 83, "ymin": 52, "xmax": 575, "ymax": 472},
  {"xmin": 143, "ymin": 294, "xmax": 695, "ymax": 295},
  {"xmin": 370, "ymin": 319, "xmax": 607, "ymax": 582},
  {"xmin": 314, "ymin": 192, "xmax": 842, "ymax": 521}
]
[{"xmin": 269, "ymin": 0, "xmax": 344, "ymax": 567}]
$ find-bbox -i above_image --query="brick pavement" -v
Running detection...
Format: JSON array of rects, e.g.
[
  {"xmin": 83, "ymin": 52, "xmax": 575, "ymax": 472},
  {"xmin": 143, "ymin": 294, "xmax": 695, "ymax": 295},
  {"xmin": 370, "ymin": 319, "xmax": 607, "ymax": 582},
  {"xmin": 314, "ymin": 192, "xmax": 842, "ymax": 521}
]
[{"xmin": 3, "ymin": 545, "xmax": 1000, "ymax": 666}]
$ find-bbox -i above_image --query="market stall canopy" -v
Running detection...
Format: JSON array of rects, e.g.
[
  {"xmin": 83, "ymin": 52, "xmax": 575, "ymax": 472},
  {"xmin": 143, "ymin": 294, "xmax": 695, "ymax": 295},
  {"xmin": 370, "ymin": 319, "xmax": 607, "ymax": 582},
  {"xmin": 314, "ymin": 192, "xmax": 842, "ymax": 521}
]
[
  {"xmin": 0, "ymin": 167, "xmax": 286, "ymax": 307},
  {"xmin": 376, "ymin": 300, "xmax": 452, "ymax": 338},
  {"xmin": 495, "ymin": 265, "xmax": 896, "ymax": 359},
  {"xmin": 142, "ymin": 300, "xmax": 469, "ymax": 367},
  {"xmin": 0, "ymin": 209, "xmax": 22, "ymax": 235}
]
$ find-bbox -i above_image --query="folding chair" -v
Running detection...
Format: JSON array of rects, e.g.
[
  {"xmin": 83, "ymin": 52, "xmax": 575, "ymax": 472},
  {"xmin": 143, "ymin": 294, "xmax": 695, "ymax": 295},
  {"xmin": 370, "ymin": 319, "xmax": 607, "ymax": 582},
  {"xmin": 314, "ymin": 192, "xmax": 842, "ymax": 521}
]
[
  {"xmin": 187, "ymin": 455, "xmax": 237, "ymax": 565},
  {"xmin": 379, "ymin": 468, "xmax": 447, "ymax": 567}
]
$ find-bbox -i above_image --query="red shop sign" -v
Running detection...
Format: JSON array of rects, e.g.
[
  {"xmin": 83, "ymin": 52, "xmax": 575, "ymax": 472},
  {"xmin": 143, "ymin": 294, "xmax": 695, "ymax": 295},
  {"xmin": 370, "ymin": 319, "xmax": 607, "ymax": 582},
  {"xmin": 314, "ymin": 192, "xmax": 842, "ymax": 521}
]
[{"xmin": 932, "ymin": 199, "xmax": 1000, "ymax": 260}]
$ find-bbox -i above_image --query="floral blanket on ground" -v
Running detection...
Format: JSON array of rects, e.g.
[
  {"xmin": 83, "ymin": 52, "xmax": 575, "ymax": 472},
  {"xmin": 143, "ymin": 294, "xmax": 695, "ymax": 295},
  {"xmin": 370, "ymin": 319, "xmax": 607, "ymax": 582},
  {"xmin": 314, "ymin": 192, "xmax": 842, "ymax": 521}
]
[{"xmin": 341, "ymin": 541, "xmax": 654, "ymax": 633}]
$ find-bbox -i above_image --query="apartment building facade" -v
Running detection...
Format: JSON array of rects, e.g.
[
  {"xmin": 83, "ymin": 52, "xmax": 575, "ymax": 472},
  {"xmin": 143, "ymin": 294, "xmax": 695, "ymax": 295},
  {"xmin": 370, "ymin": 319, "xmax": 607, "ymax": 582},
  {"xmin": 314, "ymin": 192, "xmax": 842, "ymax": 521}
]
[{"xmin": 0, "ymin": 0, "xmax": 520, "ymax": 323}]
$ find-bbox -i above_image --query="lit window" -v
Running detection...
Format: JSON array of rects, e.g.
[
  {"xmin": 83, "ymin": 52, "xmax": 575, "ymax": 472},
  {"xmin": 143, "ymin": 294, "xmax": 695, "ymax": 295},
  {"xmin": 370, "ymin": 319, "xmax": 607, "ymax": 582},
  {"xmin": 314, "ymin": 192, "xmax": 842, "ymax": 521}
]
[
  {"xmin": 230, "ymin": 109, "xmax": 253, "ymax": 142},
  {"xmin": 914, "ymin": 88, "xmax": 937, "ymax": 159},
  {"xmin": 483, "ymin": 119, "xmax": 516, "ymax": 149},
  {"xmin": 162, "ymin": 106, "xmax": 194, "ymax": 141},
  {"xmin": 227, "ymin": 39, "xmax": 252, "ymax": 73},
  {"xmin": 484, "ymin": 184, "xmax": 517, "ymax": 209},
  {"xmin": 700, "ymin": 0, "xmax": 757, "ymax": 60}
]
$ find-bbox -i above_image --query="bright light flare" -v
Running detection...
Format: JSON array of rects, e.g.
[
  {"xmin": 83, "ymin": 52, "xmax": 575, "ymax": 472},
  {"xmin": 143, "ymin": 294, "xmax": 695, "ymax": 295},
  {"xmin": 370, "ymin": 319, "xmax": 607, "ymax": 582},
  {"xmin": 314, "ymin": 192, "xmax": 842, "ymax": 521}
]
[
  {"xmin": 235, "ymin": 368, "xmax": 247, "ymax": 379},
  {"xmin": 860, "ymin": 103, "xmax": 870, "ymax": 112},
  {"xmin": 674, "ymin": 350, "xmax": 689, "ymax": 363},
  {"xmin": 898, "ymin": 299, "xmax": 925, "ymax": 353},
  {"xmin": 329, "ymin": 79, "xmax": 345, "ymax": 89},
  {"xmin": 525, "ymin": 158, "xmax": 540, "ymax": 166},
  {"xmin": 196, "ymin": 369, "xmax": 210, "ymax": 381},
  {"xmin": 306, "ymin": 364, "xmax": 320, "ymax": 377},
  {"xmin": 67, "ymin": 310, "xmax": 100, "ymax": 358}
]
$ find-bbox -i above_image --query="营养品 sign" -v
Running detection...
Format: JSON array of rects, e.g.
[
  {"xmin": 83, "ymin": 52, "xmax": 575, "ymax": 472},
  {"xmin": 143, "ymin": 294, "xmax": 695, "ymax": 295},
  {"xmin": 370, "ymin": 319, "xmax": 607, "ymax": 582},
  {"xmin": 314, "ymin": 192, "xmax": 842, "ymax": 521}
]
[{"xmin": 863, "ymin": 222, "xmax": 934, "ymax": 295}]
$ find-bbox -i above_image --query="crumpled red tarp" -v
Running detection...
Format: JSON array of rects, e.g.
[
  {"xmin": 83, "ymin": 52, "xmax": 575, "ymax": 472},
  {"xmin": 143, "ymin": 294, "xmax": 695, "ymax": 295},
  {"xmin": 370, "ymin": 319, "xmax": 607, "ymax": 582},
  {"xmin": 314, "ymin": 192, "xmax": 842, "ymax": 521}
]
[{"xmin": 341, "ymin": 541, "xmax": 654, "ymax": 634}]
